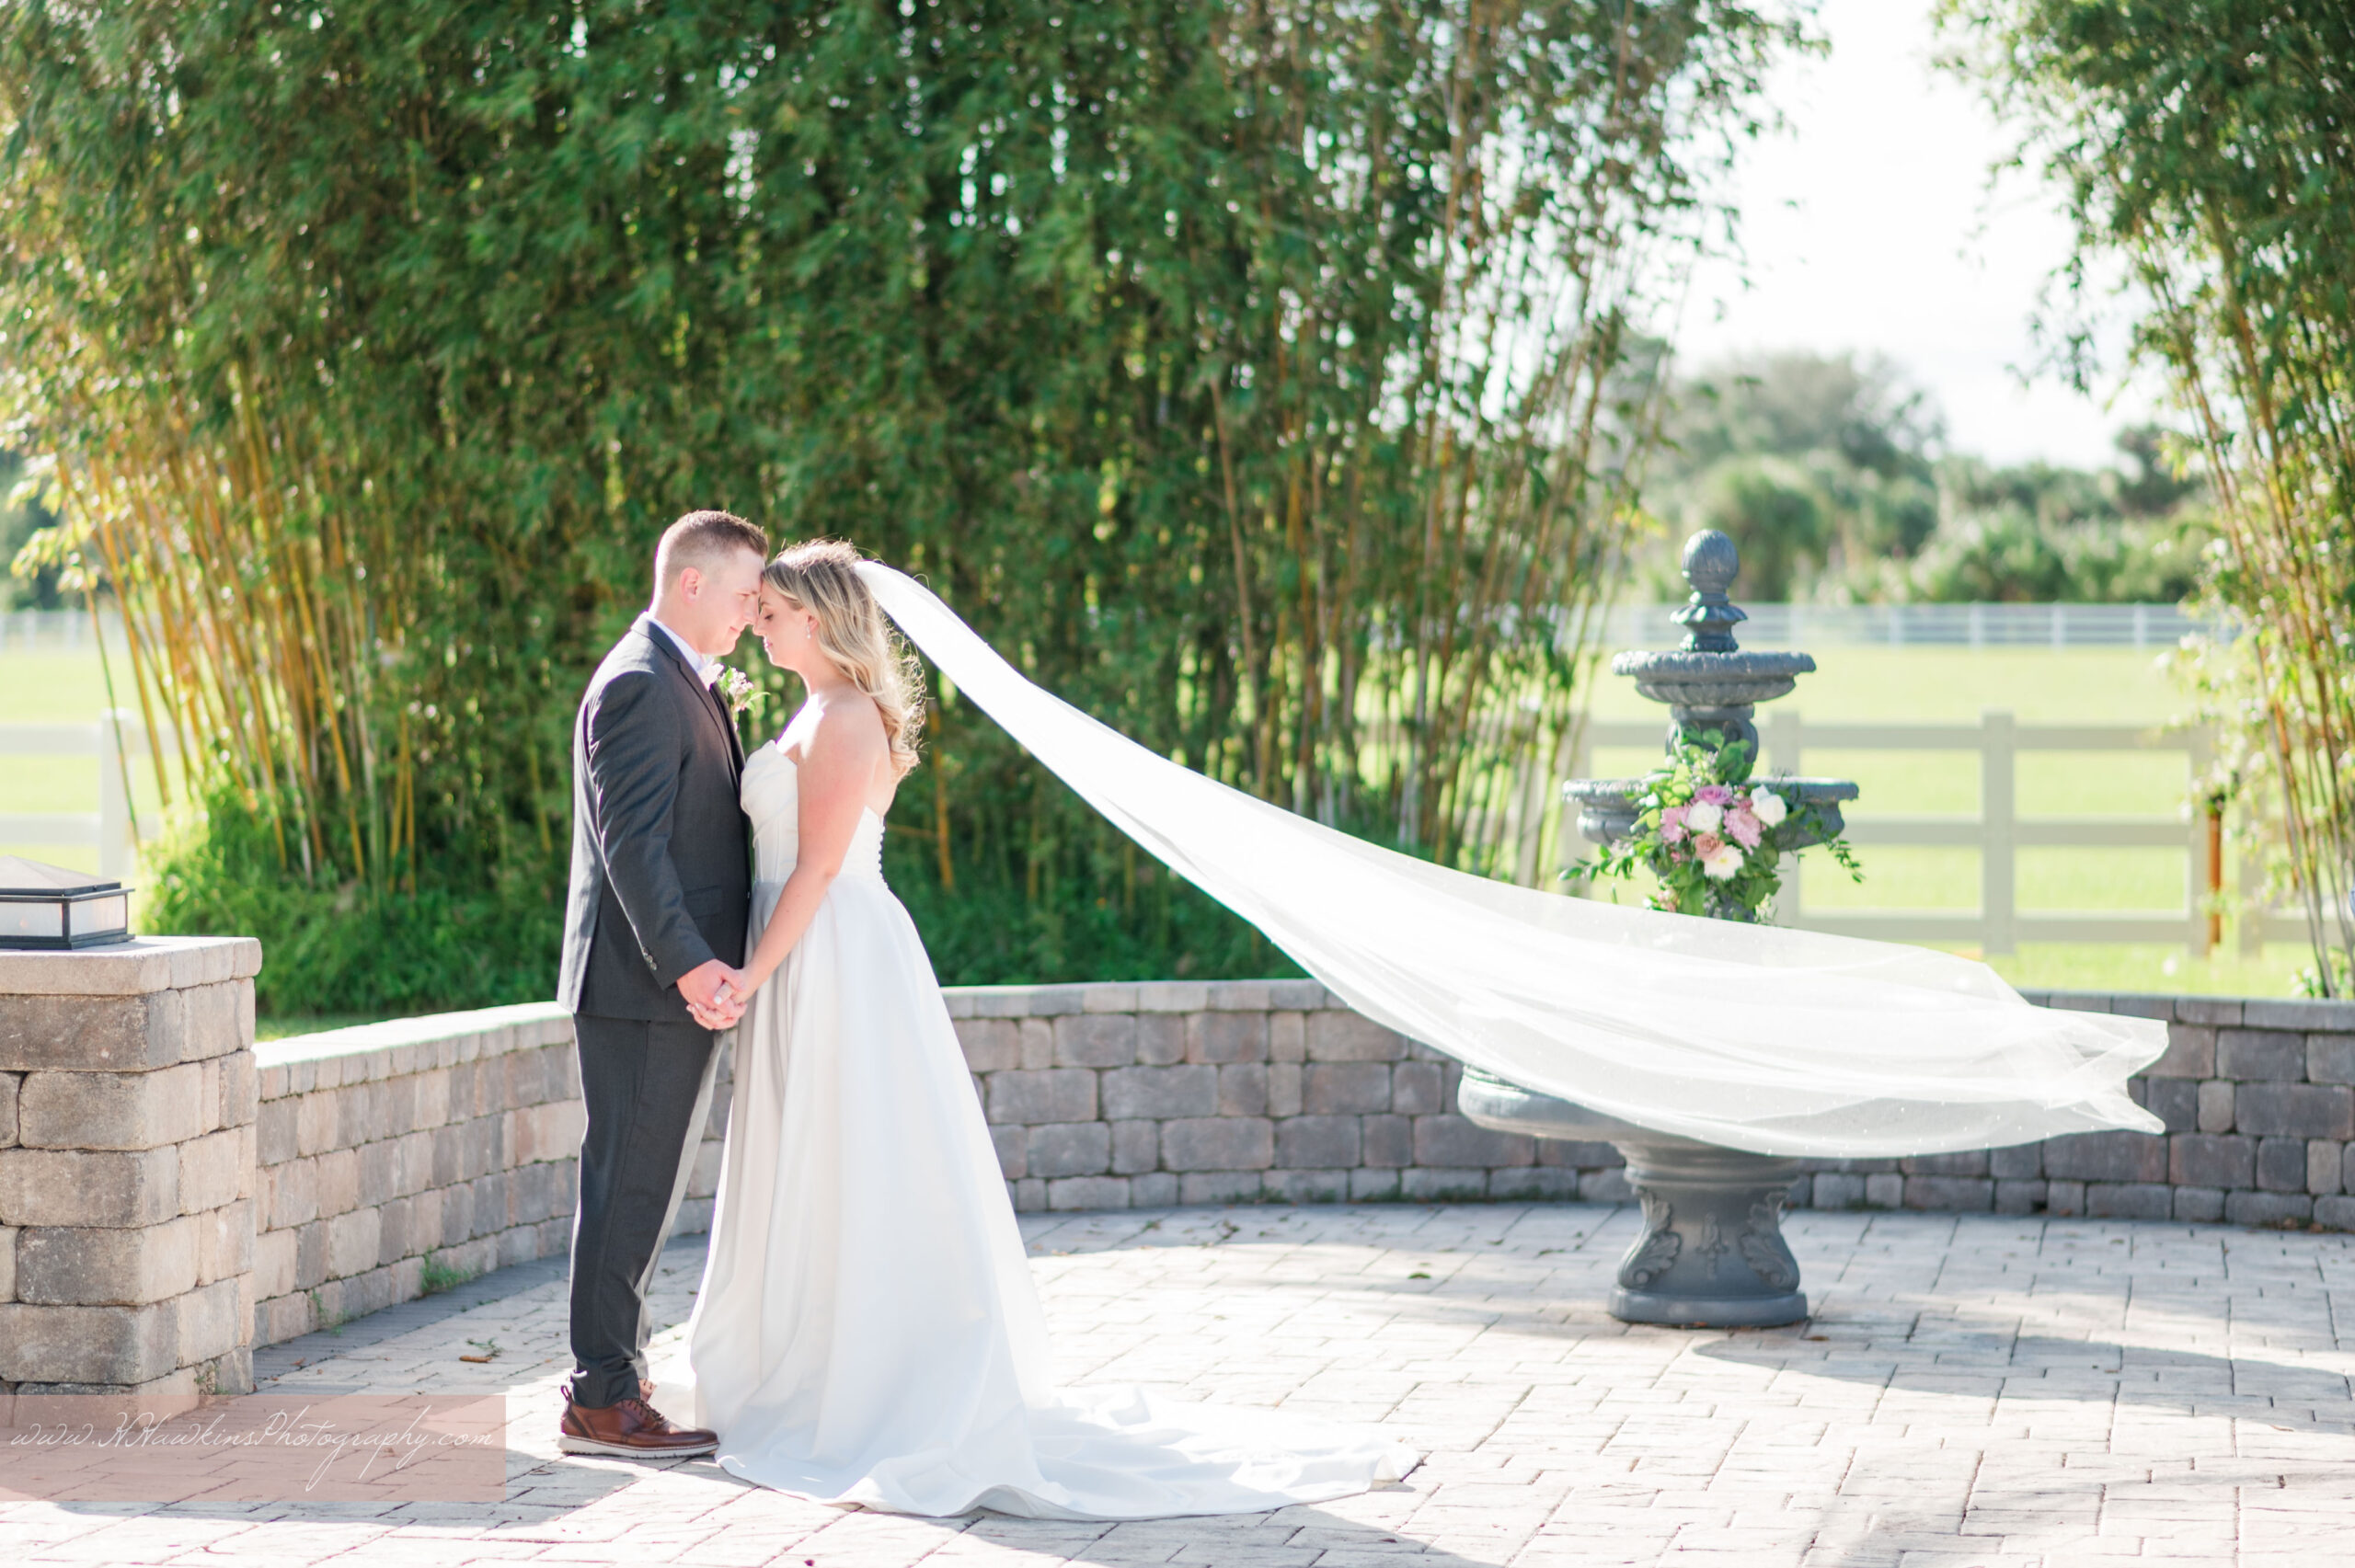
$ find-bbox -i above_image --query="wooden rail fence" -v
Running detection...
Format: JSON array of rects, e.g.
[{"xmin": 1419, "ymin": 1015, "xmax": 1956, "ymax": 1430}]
[
  {"xmin": 1568, "ymin": 708, "xmax": 2305, "ymax": 956},
  {"xmin": 0, "ymin": 710, "xmax": 167, "ymax": 879}
]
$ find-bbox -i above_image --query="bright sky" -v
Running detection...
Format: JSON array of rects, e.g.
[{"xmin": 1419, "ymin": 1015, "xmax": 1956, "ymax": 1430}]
[{"xmin": 1674, "ymin": 0, "xmax": 2162, "ymax": 470}]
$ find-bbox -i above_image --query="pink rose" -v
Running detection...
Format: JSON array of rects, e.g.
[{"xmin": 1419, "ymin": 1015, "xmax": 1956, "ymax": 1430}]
[
  {"xmin": 1659, "ymin": 805, "xmax": 1688, "ymax": 844},
  {"xmin": 1725, "ymin": 805, "xmax": 1762, "ymax": 849},
  {"xmin": 1692, "ymin": 830, "xmax": 1724, "ymax": 859},
  {"xmin": 1695, "ymin": 784, "xmax": 1733, "ymax": 807}
]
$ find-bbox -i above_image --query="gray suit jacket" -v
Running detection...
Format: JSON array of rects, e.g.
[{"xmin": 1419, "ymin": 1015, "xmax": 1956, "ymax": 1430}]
[{"xmin": 557, "ymin": 614, "xmax": 752, "ymax": 1021}]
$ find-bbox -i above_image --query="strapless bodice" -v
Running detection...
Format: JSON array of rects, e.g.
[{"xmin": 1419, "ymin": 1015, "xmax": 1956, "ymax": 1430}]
[{"xmin": 741, "ymin": 743, "xmax": 887, "ymax": 887}]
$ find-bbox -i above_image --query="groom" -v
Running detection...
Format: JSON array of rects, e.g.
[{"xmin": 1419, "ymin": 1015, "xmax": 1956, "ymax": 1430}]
[{"xmin": 555, "ymin": 509, "xmax": 767, "ymax": 1458}]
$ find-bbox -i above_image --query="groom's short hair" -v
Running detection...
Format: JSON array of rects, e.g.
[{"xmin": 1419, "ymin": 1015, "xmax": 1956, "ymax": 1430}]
[{"xmin": 655, "ymin": 510, "xmax": 768, "ymax": 593}]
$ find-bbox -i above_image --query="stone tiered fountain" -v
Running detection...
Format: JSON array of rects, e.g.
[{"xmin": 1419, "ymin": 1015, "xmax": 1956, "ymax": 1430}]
[{"xmin": 1457, "ymin": 529, "xmax": 1860, "ymax": 1328}]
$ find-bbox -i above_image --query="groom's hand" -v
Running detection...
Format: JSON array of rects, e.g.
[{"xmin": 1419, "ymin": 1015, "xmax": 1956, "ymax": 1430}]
[{"xmin": 678, "ymin": 959, "xmax": 741, "ymax": 1025}]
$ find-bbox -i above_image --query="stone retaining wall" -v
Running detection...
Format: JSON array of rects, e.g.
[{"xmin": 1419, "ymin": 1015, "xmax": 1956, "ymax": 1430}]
[
  {"xmin": 948, "ymin": 982, "xmax": 2355, "ymax": 1230},
  {"xmin": 1912, "ymin": 990, "xmax": 2355, "ymax": 1230},
  {"xmin": 205, "ymin": 979, "xmax": 2355, "ymax": 1356},
  {"xmin": 247, "ymin": 1006, "xmax": 730, "ymax": 1345},
  {"xmin": 946, "ymin": 979, "xmax": 1563, "ymax": 1208}
]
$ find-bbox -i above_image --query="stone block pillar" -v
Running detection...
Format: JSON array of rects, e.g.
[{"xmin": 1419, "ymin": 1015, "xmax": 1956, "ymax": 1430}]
[{"xmin": 0, "ymin": 936, "xmax": 263, "ymax": 1396}]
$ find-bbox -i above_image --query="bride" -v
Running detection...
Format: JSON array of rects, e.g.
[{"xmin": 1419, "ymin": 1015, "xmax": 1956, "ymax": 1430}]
[{"xmin": 675, "ymin": 539, "xmax": 1416, "ymax": 1518}]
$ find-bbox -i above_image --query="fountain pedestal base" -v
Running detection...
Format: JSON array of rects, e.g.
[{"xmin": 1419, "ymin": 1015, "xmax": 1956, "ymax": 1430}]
[{"xmin": 1458, "ymin": 1068, "xmax": 1808, "ymax": 1329}]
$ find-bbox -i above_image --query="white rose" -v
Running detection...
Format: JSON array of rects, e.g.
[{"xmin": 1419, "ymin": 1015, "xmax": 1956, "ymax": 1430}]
[
  {"xmin": 1750, "ymin": 789, "xmax": 1787, "ymax": 828},
  {"xmin": 1684, "ymin": 799, "xmax": 1723, "ymax": 834},
  {"xmin": 1702, "ymin": 842, "xmax": 1745, "ymax": 880}
]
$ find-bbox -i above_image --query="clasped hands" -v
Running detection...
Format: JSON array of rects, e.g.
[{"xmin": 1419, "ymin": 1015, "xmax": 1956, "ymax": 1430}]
[{"xmin": 679, "ymin": 957, "xmax": 754, "ymax": 1031}]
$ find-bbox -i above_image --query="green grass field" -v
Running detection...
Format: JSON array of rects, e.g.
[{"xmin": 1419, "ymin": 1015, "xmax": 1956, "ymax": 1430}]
[{"xmin": 1, "ymin": 641, "xmax": 2320, "ymax": 1007}]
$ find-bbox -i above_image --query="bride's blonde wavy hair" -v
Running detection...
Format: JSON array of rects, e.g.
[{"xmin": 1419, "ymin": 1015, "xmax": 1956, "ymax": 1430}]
[{"xmin": 764, "ymin": 539, "xmax": 925, "ymax": 774}]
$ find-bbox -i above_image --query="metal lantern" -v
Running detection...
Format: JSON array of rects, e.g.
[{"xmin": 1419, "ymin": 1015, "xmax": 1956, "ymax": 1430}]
[{"xmin": 0, "ymin": 855, "xmax": 133, "ymax": 950}]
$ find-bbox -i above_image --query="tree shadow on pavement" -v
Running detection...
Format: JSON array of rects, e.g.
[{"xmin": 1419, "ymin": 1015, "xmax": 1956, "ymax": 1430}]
[{"xmin": 1694, "ymin": 1330, "xmax": 2355, "ymax": 1439}]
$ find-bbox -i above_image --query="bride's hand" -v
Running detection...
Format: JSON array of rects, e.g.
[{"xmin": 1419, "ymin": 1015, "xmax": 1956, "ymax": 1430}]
[{"xmin": 709, "ymin": 965, "xmax": 756, "ymax": 1017}]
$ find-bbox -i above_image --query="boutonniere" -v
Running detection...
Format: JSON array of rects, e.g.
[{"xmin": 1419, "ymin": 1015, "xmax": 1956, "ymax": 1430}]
[{"xmin": 717, "ymin": 667, "xmax": 764, "ymax": 720}]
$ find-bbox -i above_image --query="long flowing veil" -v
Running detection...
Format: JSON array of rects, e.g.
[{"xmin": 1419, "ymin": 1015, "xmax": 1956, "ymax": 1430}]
[{"xmin": 859, "ymin": 564, "xmax": 2165, "ymax": 1158}]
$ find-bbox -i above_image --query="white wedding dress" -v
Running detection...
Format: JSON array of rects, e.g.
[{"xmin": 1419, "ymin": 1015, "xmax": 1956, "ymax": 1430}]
[{"xmin": 677, "ymin": 743, "xmax": 1416, "ymax": 1517}]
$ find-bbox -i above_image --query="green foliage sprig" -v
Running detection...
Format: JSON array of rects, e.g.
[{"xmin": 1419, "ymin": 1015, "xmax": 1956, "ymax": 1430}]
[{"xmin": 1574, "ymin": 727, "xmax": 1859, "ymax": 921}]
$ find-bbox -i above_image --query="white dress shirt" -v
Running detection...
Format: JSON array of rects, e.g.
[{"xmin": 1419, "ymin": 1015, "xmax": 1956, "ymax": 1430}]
[{"xmin": 649, "ymin": 615, "xmax": 719, "ymax": 686}]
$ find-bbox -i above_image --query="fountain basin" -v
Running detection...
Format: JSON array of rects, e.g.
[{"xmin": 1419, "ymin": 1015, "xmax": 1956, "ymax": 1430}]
[
  {"xmin": 1611, "ymin": 647, "xmax": 1817, "ymax": 713},
  {"xmin": 1563, "ymin": 776, "xmax": 1857, "ymax": 851}
]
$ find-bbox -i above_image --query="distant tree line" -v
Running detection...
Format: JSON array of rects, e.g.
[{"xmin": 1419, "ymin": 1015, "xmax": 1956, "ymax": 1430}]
[{"xmin": 1634, "ymin": 350, "xmax": 2209, "ymax": 606}]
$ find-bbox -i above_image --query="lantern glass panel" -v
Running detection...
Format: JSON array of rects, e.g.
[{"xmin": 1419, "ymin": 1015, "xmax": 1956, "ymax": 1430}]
[
  {"xmin": 73, "ymin": 894, "xmax": 129, "ymax": 941},
  {"xmin": 1, "ymin": 901, "xmax": 65, "ymax": 942}
]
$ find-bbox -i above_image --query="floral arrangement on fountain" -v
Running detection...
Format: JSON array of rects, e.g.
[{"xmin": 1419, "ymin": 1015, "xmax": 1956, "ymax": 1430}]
[{"xmin": 1576, "ymin": 727, "xmax": 1861, "ymax": 921}]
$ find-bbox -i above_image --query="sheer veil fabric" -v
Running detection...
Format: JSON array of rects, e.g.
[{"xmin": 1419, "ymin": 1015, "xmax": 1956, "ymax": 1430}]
[{"xmin": 856, "ymin": 563, "xmax": 2166, "ymax": 1160}]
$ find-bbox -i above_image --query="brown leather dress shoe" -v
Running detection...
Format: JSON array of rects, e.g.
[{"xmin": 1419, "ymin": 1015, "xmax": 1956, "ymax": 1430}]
[{"xmin": 558, "ymin": 1388, "xmax": 718, "ymax": 1459}]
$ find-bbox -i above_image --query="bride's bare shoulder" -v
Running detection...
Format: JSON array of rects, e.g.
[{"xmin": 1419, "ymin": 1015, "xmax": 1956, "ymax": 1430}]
[{"xmin": 807, "ymin": 689, "xmax": 887, "ymax": 761}]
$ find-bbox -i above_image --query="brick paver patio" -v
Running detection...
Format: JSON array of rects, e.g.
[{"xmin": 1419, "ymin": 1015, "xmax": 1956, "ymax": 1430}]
[{"xmin": 5, "ymin": 1203, "xmax": 2352, "ymax": 1565}]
